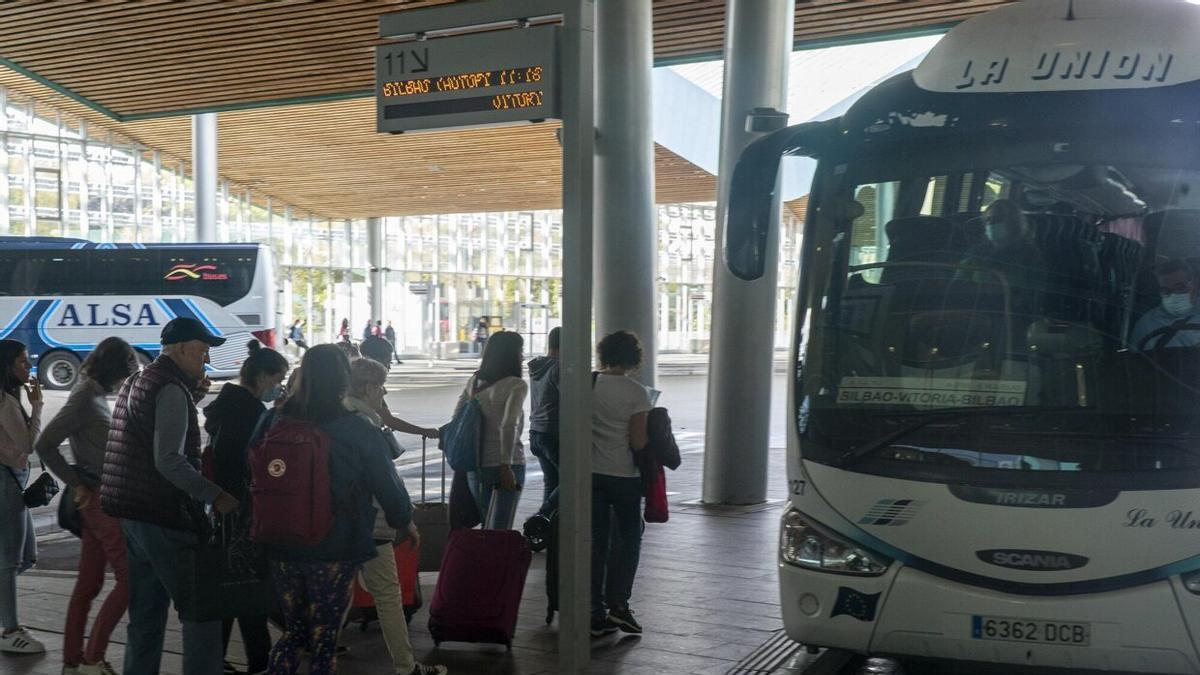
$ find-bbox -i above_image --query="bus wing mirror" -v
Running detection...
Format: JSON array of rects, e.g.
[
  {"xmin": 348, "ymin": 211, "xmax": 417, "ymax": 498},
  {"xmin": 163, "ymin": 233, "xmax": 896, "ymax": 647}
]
[{"xmin": 723, "ymin": 123, "xmax": 826, "ymax": 281}]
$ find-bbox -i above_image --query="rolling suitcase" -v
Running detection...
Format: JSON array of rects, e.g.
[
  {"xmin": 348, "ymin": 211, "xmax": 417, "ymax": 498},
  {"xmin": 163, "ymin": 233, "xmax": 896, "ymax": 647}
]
[
  {"xmin": 427, "ymin": 527, "xmax": 532, "ymax": 649},
  {"xmin": 412, "ymin": 437, "xmax": 451, "ymax": 571},
  {"xmin": 346, "ymin": 538, "xmax": 422, "ymax": 628}
]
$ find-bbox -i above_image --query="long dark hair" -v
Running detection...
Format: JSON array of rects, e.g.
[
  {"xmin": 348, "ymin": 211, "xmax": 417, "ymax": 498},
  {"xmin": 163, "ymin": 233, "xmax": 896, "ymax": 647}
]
[
  {"xmin": 81, "ymin": 337, "xmax": 139, "ymax": 392},
  {"xmin": 0, "ymin": 339, "xmax": 26, "ymax": 397},
  {"xmin": 281, "ymin": 344, "xmax": 349, "ymax": 422},
  {"xmin": 477, "ymin": 331, "xmax": 523, "ymax": 383},
  {"xmin": 240, "ymin": 340, "xmax": 288, "ymax": 390}
]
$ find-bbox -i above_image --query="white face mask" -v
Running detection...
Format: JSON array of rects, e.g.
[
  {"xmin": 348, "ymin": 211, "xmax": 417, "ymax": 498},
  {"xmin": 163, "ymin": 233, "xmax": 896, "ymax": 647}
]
[{"xmin": 1162, "ymin": 292, "xmax": 1194, "ymax": 317}]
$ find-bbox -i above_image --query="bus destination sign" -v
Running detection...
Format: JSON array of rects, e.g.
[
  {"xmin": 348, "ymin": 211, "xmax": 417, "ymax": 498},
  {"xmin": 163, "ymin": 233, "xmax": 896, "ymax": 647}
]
[{"xmin": 376, "ymin": 25, "xmax": 560, "ymax": 133}]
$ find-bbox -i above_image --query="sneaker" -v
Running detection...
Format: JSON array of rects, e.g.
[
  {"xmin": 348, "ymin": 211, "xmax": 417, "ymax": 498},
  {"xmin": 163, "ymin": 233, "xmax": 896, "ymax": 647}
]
[
  {"xmin": 407, "ymin": 664, "xmax": 448, "ymax": 675},
  {"xmin": 78, "ymin": 662, "xmax": 118, "ymax": 675},
  {"xmin": 607, "ymin": 605, "xmax": 642, "ymax": 634},
  {"xmin": 0, "ymin": 626, "xmax": 45, "ymax": 653},
  {"xmin": 589, "ymin": 615, "xmax": 618, "ymax": 637}
]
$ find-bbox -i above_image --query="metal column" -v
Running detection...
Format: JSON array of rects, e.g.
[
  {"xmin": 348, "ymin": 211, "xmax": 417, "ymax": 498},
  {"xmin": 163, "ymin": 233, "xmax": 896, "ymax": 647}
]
[
  {"xmin": 594, "ymin": 0, "xmax": 656, "ymax": 386},
  {"xmin": 560, "ymin": 1, "xmax": 596, "ymax": 670},
  {"xmin": 191, "ymin": 113, "xmax": 218, "ymax": 242},
  {"xmin": 368, "ymin": 216, "xmax": 384, "ymax": 326},
  {"xmin": 702, "ymin": 0, "xmax": 794, "ymax": 505}
]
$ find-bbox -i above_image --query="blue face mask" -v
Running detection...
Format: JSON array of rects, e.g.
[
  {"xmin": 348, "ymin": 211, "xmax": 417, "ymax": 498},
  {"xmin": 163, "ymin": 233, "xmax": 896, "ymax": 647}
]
[{"xmin": 261, "ymin": 384, "xmax": 286, "ymax": 403}]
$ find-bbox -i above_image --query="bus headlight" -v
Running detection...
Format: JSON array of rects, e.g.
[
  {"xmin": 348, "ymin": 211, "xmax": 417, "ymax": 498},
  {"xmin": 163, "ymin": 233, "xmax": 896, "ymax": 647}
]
[
  {"xmin": 780, "ymin": 509, "xmax": 890, "ymax": 576},
  {"xmin": 1182, "ymin": 570, "xmax": 1200, "ymax": 595}
]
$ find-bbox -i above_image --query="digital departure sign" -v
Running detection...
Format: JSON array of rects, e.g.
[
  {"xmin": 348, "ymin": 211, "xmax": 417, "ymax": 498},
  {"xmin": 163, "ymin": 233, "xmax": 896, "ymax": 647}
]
[{"xmin": 376, "ymin": 25, "xmax": 560, "ymax": 133}]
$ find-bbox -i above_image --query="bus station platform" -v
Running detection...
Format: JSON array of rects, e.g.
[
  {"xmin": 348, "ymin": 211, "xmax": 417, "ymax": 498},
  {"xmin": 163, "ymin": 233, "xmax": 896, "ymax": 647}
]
[{"xmin": 5, "ymin": 372, "xmax": 814, "ymax": 675}]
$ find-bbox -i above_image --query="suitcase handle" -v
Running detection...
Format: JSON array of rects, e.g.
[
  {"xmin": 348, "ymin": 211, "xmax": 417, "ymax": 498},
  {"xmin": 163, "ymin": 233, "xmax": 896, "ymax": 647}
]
[{"xmin": 420, "ymin": 435, "xmax": 448, "ymax": 505}]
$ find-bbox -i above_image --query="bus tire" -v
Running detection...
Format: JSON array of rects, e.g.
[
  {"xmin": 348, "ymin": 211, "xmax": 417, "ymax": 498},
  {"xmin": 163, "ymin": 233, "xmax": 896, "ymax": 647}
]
[{"xmin": 39, "ymin": 351, "xmax": 81, "ymax": 391}]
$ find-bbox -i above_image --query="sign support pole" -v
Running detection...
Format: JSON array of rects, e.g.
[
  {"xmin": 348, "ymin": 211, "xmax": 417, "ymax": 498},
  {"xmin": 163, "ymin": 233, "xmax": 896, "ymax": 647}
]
[
  {"xmin": 378, "ymin": 1, "xmax": 595, "ymax": 670},
  {"xmin": 558, "ymin": 2, "xmax": 595, "ymax": 670}
]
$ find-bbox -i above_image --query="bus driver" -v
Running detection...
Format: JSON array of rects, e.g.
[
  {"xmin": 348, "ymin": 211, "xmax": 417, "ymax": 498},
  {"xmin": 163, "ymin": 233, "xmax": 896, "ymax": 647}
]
[{"xmin": 1131, "ymin": 259, "xmax": 1200, "ymax": 351}]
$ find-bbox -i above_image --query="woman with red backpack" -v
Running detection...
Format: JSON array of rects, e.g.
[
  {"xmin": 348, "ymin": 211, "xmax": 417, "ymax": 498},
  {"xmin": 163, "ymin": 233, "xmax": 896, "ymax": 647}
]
[{"xmin": 249, "ymin": 345, "xmax": 414, "ymax": 675}]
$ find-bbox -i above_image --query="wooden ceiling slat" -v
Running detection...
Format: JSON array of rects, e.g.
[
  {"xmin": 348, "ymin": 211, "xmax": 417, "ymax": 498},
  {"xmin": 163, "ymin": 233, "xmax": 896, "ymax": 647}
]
[
  {"xmin": 10, "ymin": 6, "xmax": 386, "ymax": 62},
  {"xmin": 0, "ymin": 0, "xmax": 1007, "ymax": 218},
  {"xmin": 0, "ymin": 0, "xmax": 1008, "ymax": 116}
]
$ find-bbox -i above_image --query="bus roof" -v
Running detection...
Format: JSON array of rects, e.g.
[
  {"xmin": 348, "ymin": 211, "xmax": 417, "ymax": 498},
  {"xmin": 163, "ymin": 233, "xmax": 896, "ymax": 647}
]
[
  {"xmin": 0, "ymin": 237, "xmax": 263, "ymax": 251},
  {"xmin": 915, "ymin": 0, "xmax": 1200, "ymax": 95}
]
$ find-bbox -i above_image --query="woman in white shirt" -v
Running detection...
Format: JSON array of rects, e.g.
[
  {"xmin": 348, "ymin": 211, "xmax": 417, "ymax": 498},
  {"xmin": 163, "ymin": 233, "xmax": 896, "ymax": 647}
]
[
  {"xmin": 0, "ymin": 339, "xmax": 44, "ymax": 654},
  {"xmin": 589, "ymin": 330, "xmax": 650, "ymax": 638},
  {"xmin": 454, "ymin": 331, "xmax": 528, "ymax": 529}
]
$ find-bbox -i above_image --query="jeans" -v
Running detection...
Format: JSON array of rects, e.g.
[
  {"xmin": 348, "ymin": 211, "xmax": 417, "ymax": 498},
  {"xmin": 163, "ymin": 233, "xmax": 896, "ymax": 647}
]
[
  {"xmin": 529, "ymin": 431, "xmax": 559, "ymax": 516},
  {"xmin": 466, "ymin": 464, "xmax": 527, "ymax": 530},
  {"xmin": 269, "ymin": 560, "xmax": 357, "ymax": 675},
  {"xmin": 120, "ymin": 519, "xmax": 223, "ymax": 675},
  {"xmin": 64, "ymin": 499, "xmax": 129, "ymax": 666},
  {"xmin": 590, "ymin": 474, "xmax": 643, "ymax": 618},
  {"xmin": 358, "ymin": 543, "xmax": 415, "ymax": 672},
  {"xmin": 0, "ymin": 466, "xmax": 35, "ymax": 630}
]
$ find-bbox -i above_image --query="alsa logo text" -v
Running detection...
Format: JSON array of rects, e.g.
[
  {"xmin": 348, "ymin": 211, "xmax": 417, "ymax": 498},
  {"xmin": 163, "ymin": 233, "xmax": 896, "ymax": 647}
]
[
  {"xmin": 976, "ymin": 549, "xmax": 1089, "ymax": 571},
  {"xmin": 164, "ymin": 264, "xmax": 229, "ymax": 281},
  {"xmin": 57, "ymin": 303, "xmax": 159, "ymax": 327}
]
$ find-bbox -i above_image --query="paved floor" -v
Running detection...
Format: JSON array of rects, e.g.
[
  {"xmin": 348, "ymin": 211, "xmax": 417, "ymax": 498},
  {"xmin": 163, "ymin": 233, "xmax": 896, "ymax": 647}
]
[{"xmin": 5, "ymin": 372, "xmax": 799, "ymax": 675}]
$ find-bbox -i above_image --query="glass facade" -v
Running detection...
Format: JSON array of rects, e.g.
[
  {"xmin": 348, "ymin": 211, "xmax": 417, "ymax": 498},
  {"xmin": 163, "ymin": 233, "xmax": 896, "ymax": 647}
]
[{"xmin": 0, "ymin": 85, "xmax": 801, "ymax": 357}]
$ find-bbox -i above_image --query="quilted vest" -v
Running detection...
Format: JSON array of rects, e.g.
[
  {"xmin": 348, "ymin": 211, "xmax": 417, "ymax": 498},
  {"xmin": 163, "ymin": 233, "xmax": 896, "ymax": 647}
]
[{"xmin": 100, "ymin": 355, "xmax": 203, "ymax": 530}]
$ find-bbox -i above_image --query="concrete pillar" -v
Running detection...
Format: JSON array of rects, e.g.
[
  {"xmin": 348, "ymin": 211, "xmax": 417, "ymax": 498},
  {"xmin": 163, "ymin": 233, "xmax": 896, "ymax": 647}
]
[
  {"xmin": 368, "ymin": 217, "xmax": 383, "ymax": 327},
  {"xmin": 594, "ymin": 0, "xmax": 657, "ymax": 386},
  {"xmin": 191, "ymin": 113, "xmax": 218, "ymax": 241},
  {"xmin": 703, "ymin": 0, "xmax": 794, "ymax": 505}
]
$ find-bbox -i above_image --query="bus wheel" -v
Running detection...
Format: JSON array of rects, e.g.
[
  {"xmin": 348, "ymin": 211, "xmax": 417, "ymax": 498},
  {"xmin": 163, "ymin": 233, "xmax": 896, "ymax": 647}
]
[{"xmin": 39, "ymin": 352, "xmax": 81, "ymax": 390}]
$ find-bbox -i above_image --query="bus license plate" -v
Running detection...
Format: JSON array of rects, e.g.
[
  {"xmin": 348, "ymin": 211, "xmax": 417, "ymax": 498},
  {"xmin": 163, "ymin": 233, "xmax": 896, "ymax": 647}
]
[{"xmin": 971, "ymin": 615, "xmax": 1090, "ymax": 646}]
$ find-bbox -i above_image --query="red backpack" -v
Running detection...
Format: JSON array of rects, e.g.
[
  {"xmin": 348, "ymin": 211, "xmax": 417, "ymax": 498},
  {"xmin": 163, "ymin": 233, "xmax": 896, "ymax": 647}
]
[{"xmin": 249, "ymin": 417, "xmax": 333, "ymax": 547}]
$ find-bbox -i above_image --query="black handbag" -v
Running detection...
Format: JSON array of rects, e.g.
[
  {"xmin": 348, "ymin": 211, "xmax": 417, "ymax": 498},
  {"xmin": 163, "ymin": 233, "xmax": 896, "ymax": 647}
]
[
  {"xmin": 57, "ymin": 466, "xmax": 98, "ymax": 538},
  {"xmin": 7, "ymin": 467, "xmax": 59, "ymax": 508},
  {"xmin": 177, "ymin": 512, "xmax": 278, "ymax": 622}
]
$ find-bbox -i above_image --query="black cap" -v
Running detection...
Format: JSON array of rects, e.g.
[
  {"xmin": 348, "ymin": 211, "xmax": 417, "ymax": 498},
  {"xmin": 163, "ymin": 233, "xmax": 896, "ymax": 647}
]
[{"xmin": 160, "ymin": 317, "xmax": 226, "ymax": 347}]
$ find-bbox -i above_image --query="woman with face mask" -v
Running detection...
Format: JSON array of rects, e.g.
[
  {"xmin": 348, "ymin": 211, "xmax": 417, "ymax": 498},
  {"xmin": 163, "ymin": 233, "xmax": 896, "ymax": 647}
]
[{"xmin": 202, "ymin": 339, "xmax": 288, "ymax": 675}]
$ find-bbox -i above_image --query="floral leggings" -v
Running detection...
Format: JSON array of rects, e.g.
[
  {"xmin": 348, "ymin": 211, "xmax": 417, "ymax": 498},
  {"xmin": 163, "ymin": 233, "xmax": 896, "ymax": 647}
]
[{"xmin": 268, "ymin": 560, "xmax": 358, "ymax": 675}]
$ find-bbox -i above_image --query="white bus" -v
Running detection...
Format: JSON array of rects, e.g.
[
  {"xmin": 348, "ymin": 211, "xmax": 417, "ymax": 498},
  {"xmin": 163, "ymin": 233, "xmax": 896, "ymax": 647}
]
[
  {"xmin": 725, "ymin": 0, "xmax": 1200, "ymax": 671},
  {"xmin": 0, "ymin": 238, "xmax": 277, "ymax": 389}
]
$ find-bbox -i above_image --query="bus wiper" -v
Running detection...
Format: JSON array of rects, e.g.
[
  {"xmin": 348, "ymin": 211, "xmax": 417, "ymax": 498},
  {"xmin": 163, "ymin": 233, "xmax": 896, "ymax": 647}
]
[{"xmin": 837, "ymin": 406, "xmax": 1088, "ymax": 469}]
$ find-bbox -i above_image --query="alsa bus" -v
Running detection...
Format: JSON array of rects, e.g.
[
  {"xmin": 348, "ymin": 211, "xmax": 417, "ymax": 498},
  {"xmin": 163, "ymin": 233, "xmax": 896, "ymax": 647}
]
[
  {"xmin": 0, "ymin": 238, "xmax": 277, "ymax": 389},
  {"xmin": 725, "ymin": 0, "xmax": 1200, "ymax": 671}
]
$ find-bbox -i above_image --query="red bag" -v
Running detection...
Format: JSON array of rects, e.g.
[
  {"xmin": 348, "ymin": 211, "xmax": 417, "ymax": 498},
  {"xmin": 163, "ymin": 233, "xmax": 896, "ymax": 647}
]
[
  {"xmin": 643, "ymin": 462, "xmax": 669, "ymax": 523},
  {"xmin": 348, "ymin": 539, "xmax": 423, "ymax": 626},
  {"xmin": 249, "ymin": 417, "xmax": 333, "ymax": 547}
]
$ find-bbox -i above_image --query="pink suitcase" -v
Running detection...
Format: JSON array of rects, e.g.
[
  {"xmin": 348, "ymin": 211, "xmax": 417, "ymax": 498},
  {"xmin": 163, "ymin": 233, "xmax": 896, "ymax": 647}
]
[{"xmin": 427, "ymin": 528, "xmax": 532, "ymax": 649}]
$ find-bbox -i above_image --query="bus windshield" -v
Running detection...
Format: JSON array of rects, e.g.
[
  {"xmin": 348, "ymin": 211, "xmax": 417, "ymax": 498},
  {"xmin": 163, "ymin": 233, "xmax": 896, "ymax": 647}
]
[{"xmin": 800, "ymin": 139, "xmax": 1200, "ymax": 483}]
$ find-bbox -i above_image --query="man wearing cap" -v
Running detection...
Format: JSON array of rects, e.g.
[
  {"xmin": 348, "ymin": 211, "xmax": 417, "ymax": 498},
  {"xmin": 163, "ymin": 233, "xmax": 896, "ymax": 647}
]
[{"xmin": 101, "ymin": 317, "xmax": 239, "ymax": 675}]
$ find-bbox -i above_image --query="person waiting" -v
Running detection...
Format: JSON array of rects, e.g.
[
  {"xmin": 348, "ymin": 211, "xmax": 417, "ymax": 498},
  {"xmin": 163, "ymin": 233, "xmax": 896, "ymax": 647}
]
[
  {"xmin": 1131, "ymin": 260, "xmax": 1200, "ymax": 350},
  {"xmin": 99, "ymin": 318, "xmax": 239, "ymax": 675},
  {"xmin": 589, "ymin": 330, "xmax": 651, "ymax": 637},
  {"xmin": 527, "ymin": 326, "xmax": 561, "ymax": 517},
  {"xmin": 0, "ymin": 340, "xmax": 44, "ymax": 655},
  {"xmin": 251, "ymin": 345, "xmax": 413, "ymax": 675},
  {"xmin": 203, "ymin": 340, "xmax": 289, "ymax": 675},
  {"xmin": 36, "ymin": 338, "xmax": 140, "ymax": 674},
  {"xmin": 453, "ymin": 331, "xmax": 527, "ymax": 528},
  {"xmin": 344, "ymin": 358, "xmax": 447, "ymax": 675}
]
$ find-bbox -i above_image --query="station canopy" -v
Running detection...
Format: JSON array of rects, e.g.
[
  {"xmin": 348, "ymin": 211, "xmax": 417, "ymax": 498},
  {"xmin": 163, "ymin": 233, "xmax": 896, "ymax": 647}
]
[{"xmin": 0, "ymin": 0, "xmax": 1011, "ymax": 219}]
